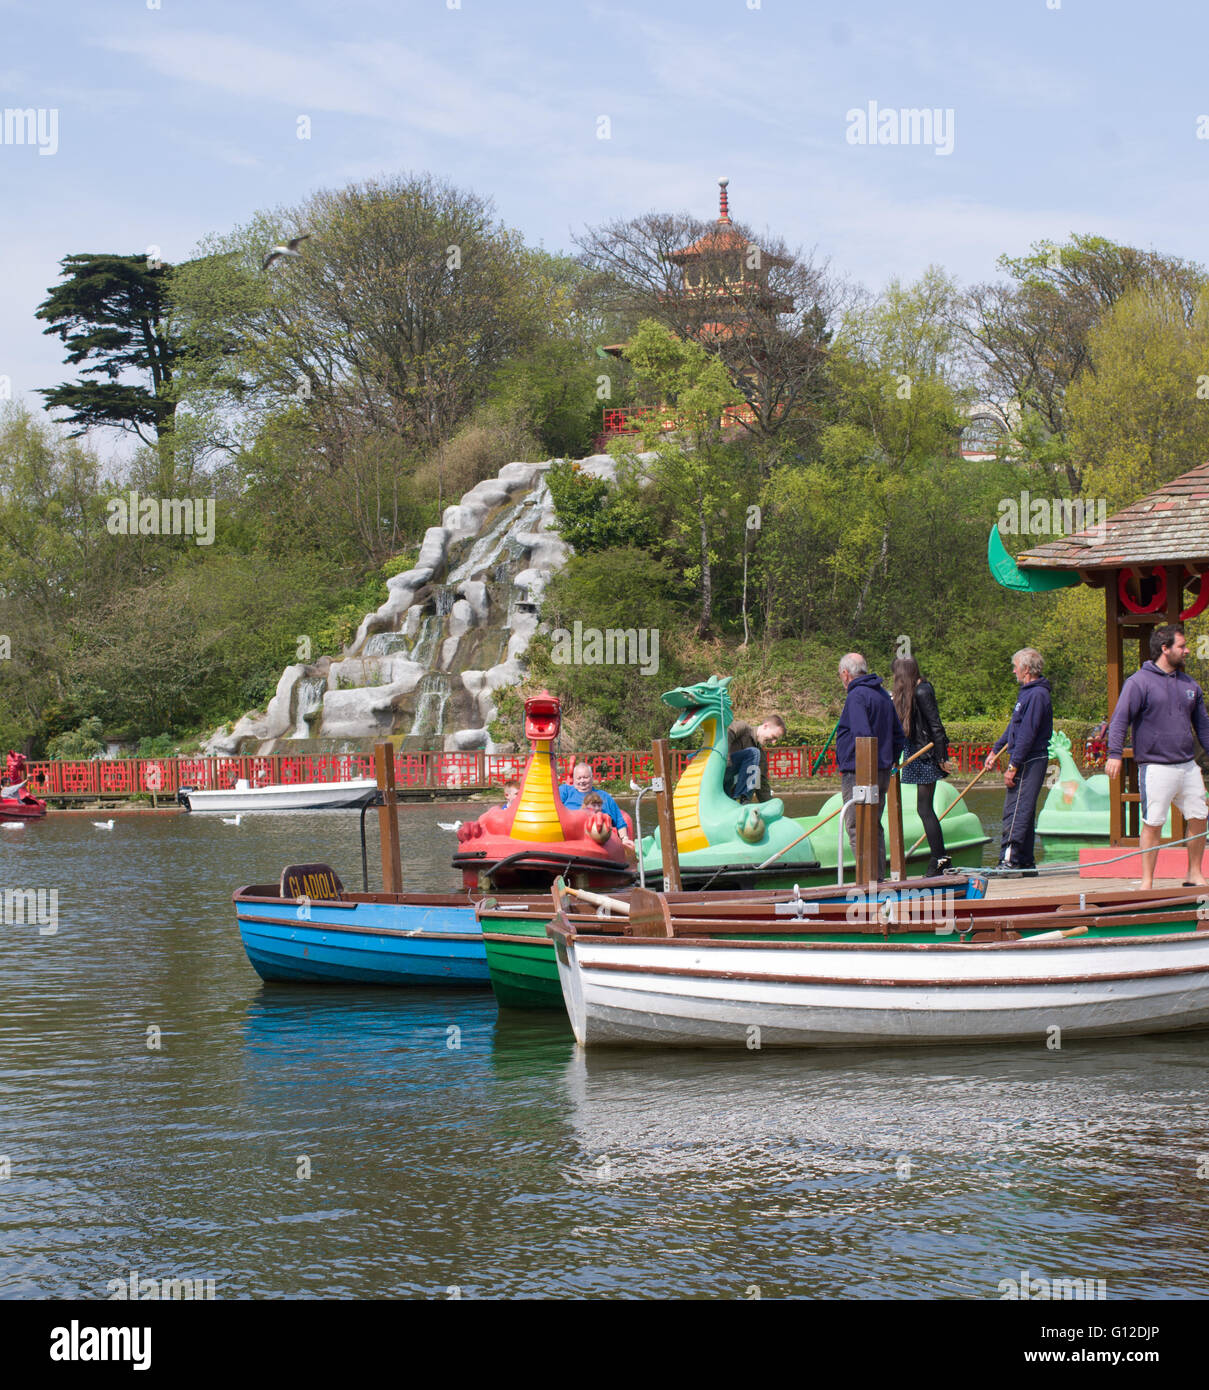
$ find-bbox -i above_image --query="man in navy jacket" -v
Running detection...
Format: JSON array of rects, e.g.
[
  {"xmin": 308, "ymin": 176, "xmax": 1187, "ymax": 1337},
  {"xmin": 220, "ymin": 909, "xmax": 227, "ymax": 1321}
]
[
  {"xmin": 837, "ymin": 653, "xmax": 907, "ymax": 880},
  {"xmin": 1106, "ymin": 624, "xmax": 1209, "ymax": 890},
  {"xmin": 983, "ymin": 648, "xmax": 1053, "ymax": 870}
]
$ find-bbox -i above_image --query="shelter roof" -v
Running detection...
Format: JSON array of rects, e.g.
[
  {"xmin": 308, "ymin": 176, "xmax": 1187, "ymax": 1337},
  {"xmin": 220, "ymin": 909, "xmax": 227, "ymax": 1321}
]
[{"xmin": 1016, "ymin": 462, "xmax": 1209, "ymax": 572}]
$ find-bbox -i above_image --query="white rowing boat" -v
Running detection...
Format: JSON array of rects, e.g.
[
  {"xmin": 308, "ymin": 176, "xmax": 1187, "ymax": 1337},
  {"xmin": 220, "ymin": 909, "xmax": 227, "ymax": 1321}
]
[
  {"xmin": 547, "ymin": 892, "xmax": 1209, "ymax": 1049},
  {"xmin": 179, "ymin": 778, "xmax": 378, "ymax": 813}
]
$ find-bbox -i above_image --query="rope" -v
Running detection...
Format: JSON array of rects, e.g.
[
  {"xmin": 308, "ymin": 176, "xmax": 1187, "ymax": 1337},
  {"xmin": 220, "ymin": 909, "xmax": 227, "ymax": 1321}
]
[{"xmin": 984, "ymin": 828, "xmax": 1209, "ymax": 877}]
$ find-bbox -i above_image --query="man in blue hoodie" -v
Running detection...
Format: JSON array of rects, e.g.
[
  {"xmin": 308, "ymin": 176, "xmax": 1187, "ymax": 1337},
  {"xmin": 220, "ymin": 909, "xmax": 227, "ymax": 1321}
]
[
  {"xmin": 983, "ymin": 648, "xmax": 1053, "ymax": 871},
  {"xmin": 1106, "ymin": 624, "xmax": 1209, "ymax": 890},
  {"xmin": 837, "ymin": 653, "xmax": 907, "ymax": 880}
]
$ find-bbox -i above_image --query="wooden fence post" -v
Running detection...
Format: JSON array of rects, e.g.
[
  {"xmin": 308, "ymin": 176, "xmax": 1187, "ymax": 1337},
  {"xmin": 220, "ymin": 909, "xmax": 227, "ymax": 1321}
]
[{"xmin": 652, "ymin": 737, "xmax": 681, "ymax": 892}]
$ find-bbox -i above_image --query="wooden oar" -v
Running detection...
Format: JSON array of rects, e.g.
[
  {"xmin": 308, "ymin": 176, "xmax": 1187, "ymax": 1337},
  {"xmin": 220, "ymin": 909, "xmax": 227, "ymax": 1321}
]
[
  {"xmin": 907, "ymin": 748, "xmax": 1001, "ymax": 855},
  {"xmin": 758, "ymin": 743, "xmax": 935, "ymax": 871},
  {"xmin": 1017, "ymin": 924, "xmax": 1088, "ymax": 942},
  {"xmin": 564, "ymin": 885, "xmax": 631, "ymax": 915}
]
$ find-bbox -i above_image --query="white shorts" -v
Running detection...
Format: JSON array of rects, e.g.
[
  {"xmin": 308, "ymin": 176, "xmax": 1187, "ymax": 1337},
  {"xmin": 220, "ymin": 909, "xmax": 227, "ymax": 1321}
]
[{"xmin": 1139, "ymin": 761, "xmax": 1209, "ymax": 826}]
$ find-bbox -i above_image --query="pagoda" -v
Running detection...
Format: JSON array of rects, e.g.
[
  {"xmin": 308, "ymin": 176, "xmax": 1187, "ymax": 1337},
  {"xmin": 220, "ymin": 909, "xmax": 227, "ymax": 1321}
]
[
  {"xmin": 600, "ymin": 179, "xmax": 795, "ymax": 438},
  {"xmin": 666, "ymin": 177, "xmax": 794, "ymax": 344}
]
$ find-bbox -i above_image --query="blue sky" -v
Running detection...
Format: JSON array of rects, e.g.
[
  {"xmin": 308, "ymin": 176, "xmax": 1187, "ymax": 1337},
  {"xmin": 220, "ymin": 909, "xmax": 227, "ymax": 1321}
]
[{"xmin": 2, "ymin": 0, "xmax": 1208, "ymax": 458}]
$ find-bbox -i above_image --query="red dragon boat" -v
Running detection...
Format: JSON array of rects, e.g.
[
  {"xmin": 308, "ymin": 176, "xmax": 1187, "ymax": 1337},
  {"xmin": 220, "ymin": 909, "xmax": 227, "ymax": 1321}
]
[{"xmin": 452, "ymin": 692, "xmax": 635, "ymax": 892}]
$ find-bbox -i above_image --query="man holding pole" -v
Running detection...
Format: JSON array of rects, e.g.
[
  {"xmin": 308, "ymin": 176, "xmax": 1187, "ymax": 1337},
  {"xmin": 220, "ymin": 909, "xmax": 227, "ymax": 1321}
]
[
  {"xmin": 1105, "ymin": 624, "xmax": 1209, "ymax": 891},
  {"xmin": 837, "ymin": 653, "xmax": 906, "ymax": 881},
  {"xmin": 983, "ymin": 648, "xmax": 1052, "ymax": 871}
]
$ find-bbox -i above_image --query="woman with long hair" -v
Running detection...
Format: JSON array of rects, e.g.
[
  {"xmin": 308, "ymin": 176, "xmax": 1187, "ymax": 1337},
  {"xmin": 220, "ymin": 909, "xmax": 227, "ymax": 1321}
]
[{"xmin": 891, "ymin": 655, "xmax": 955, "ymax": 875}]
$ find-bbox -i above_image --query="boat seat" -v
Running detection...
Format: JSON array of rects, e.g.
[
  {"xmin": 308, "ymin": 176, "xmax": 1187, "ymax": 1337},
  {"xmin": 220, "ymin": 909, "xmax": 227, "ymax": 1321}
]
[{"xmin": 280, "ymin": 863, "xmax": 346, "ymax": 902}]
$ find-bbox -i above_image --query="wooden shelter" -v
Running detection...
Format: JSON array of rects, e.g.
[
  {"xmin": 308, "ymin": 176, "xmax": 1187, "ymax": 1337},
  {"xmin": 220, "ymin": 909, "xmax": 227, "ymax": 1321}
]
[{"xmin": 992, "ymin": 462, "xmax": 1209, "ymax": 845}]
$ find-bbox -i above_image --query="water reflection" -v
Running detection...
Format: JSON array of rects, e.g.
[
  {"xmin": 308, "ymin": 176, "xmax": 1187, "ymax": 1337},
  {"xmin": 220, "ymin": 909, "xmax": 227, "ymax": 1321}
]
[{"xmin": 1, "ymin": 802, "xmax": 1204, "ymax": 1300}]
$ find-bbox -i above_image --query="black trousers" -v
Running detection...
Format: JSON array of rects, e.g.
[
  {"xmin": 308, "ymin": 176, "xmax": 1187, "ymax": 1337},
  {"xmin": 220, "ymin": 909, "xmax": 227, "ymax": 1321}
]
[
  {"xmin": 1000, "ymin": 757, "xmax": 1047, "ymax": 868},
  {"xmin": 841, "ymin": 769, "xmax": 893, "ymax": 881}
]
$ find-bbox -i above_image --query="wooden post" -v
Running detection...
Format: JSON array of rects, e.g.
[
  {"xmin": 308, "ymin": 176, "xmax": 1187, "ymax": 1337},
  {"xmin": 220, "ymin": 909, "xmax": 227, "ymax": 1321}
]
[
  {"xmin": 855, "ymin": 736, "xmax": 879, "ymax": 889},
  {"xmin": 652, "ymin": 737, "xmax": 682, "ymax": 892},
  {"xmin": 1106, "ymin": 573, "xmax": 1125, "ymax": 845},
  {"xmin": 886, "ymin": 768, "xmax": 905, "ymax": 880},
  {"xmin": 374, "ymin": 741, "xmax": 402, "ymax": 895}
]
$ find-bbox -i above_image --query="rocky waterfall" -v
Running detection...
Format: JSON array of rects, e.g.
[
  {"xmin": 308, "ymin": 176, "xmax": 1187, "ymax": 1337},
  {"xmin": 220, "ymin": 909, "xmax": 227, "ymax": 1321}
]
[{"xmin": 206, "ymin": 456, "xmax": 618, "ymax": 755}]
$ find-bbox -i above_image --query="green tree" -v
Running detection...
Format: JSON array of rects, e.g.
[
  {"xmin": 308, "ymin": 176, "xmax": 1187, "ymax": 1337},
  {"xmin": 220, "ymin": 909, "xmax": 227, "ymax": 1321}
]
[
  {"xmin": 1067, "ymin": 284, "xmax": 1209, "ymax": 509},
  {"xmin": 521, "ymin": 547, "xmax": 684, "ymax": 746},
  {"xmin": 620, "ymin": 320, "xmax": 746, "ymax": 637},
  {"xmin": 35, "ymin": 253, "xmax": 180, "ymax": 477},
  {"xmin": 961, "ymin": 234, "xmax": 1206, "ymax": 490},
  {"xmin": 545, "ymin": 457, "xmax": 657, "ymax": 552}
]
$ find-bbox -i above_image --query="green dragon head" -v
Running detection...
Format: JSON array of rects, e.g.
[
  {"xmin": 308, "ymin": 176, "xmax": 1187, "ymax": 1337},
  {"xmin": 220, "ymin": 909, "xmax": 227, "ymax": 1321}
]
[
  {"xmin": 1048, "ymin": 730, "xmax": 1072, "ymax": 757},
  {"xmin": 661, "ymin": 674, "xmax": 734, "ymax": 740}
]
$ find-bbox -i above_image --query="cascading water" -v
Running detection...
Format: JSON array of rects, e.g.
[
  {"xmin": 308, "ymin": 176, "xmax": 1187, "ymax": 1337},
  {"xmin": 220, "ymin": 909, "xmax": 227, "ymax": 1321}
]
[
  {"xmin": 408, "ymin": 615, "xmax": 438, "ymax": 668},
  {"xmin": 289, "ymin": 676, "xmax": 327, "ymax": 739},
  {"xmin": 222, "ymin": 459, "xmax": 591, "ymax": 757},
  {"xmin": 408, "ymin": 672, "xmax": 451, "ymax": 740}
]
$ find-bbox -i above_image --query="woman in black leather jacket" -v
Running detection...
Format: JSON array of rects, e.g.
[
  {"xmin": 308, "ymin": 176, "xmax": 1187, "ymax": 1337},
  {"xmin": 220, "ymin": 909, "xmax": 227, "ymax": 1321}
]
[{"xmin": 891, "ymin": 656, "xmax": 955, "ymax": 875}]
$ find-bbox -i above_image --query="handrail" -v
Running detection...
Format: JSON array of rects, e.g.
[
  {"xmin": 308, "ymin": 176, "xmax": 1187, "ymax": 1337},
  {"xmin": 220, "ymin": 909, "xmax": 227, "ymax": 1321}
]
[{"xmin": 23, "ymin": 741, "xmax": 1057, "ymax": 800}]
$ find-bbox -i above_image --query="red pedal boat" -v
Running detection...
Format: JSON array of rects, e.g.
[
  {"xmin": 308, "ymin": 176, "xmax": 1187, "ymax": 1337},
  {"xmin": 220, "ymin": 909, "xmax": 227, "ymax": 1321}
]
[{"xmin": 452, "ymin": 692, "xmax": 635, "ymax": 891}]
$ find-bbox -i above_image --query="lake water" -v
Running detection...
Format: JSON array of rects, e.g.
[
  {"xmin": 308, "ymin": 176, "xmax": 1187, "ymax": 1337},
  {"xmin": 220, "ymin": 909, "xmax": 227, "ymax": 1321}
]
[{"xmin": 2, "ymin": 792, "xmax": 1206, "ymax": 1299}]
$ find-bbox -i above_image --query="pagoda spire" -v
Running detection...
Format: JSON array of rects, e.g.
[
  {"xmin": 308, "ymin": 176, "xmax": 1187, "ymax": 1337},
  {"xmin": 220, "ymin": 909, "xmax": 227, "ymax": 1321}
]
[{"xmin": 717, "ymin": 176, "xmax": 730, "ymax": 223}]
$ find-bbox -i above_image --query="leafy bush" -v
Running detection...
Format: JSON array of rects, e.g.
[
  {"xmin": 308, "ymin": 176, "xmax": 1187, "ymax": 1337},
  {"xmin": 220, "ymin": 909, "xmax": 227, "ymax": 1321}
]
[
  {"xmin": 545, "ymin": 458, "xmax": 658, "ymax": 552},
  {"xmin": 46, "ymin": 717, "xmax": 104, "ymax": 759}
]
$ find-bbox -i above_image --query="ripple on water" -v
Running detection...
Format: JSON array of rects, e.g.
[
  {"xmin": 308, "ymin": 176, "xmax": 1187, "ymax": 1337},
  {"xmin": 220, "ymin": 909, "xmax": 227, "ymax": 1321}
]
[{"xmin": 2, "ymin": 810, "xmax": 1209, "ymax": 1296}]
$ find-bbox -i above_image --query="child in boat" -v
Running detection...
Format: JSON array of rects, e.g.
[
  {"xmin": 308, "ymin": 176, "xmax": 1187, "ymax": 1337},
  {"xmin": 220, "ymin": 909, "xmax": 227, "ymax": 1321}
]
[
  {"xmin": 725, "ymin": 716, "xmax": 785, "ymax": 802},
  {"xmin": 559, "ymin": 762, "xmax": 634, "ymax": 847},
  {"xmin": 502, "ymin": 779, "xmax": 520, "ymax": 808}
]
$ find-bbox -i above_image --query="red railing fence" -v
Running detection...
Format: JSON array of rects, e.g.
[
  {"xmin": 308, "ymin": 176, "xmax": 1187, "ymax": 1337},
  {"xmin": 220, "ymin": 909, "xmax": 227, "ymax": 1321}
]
[{"xmin": 25, "ymin": 743, "xmax": 1014, "ymax": 799}]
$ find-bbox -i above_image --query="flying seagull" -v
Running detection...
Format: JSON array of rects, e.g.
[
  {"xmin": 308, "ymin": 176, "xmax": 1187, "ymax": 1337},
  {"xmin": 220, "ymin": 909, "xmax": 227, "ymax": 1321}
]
[{"xmin": 261, "ymin": 233, "xmax": 311, "ymax": 271}]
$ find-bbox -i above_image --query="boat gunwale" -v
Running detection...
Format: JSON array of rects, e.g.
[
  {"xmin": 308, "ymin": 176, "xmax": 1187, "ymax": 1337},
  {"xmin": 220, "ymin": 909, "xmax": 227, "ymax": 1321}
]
[
  {"xmin": 570, "ymin": 953, "xmax": 1209, "ymax": 990},
  {"xmin": 235, "ymin": 911, "xmax": 483, "ymax": 943},
  {"xmin": 548, "ymin": 921, "xmax": 1205, "ymax": 952},
  {"xmin": 478, "ymin": 883, "xmax": 1202, "ymax": 923}
]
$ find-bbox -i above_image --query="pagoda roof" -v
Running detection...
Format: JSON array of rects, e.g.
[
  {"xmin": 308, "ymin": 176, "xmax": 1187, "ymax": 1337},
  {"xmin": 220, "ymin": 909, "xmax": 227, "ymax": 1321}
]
[{"xmin": 1016, "ymin": 461, "xmax": 1209, "ymax": 572}]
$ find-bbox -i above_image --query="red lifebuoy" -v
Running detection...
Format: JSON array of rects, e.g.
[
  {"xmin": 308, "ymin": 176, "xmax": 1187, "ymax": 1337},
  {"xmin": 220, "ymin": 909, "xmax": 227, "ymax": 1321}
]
[
  {"xmin": 1118, "ymin": 567, "xmax": 1167, "ymax": 615},
  {"xmin": 1180, "ymin": 570, "xmax": 1209, "ymax": 622}
]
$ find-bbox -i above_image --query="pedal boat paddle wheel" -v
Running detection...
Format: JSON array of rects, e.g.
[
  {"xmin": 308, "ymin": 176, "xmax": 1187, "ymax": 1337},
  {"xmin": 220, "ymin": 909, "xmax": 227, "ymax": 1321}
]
[{"xmin": 452, "ymin": 692, "xmax": 636, "ymax": 892}]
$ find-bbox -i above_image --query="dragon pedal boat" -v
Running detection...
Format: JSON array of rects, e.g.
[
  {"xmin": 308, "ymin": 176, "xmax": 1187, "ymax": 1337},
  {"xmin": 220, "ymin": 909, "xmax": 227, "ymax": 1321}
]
[
  {"xmin": 639, "ymin": 675, "xmax": 987, "ymax": 890},
  {"xmin": 452, "ymin": 692, "xmax": 636, "ymax": 892}
]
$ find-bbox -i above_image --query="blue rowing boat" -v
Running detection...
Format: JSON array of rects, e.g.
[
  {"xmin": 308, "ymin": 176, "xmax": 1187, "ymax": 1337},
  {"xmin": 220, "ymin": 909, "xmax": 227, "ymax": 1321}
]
[
  {"xmin": 233, "ymin": 863, "xmax": 497, "ymax": 986},
  {"xmin": 233, "ymin": 861, "xmax": 989, "ymax": 989}
]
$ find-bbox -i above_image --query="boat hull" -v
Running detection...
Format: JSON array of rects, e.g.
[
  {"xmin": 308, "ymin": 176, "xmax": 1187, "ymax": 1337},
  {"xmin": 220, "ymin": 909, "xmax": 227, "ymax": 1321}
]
[
  {"xmin": 554, "ymin": 926, "xmax": 1209, "ymax": 1048},
  {"xmin": 185, "ymin": 779, "xmax": 378, "ymax": 813},
  {"xmin": 0, "ymin": 796, "xmax": 46, "ymax": 820},
  {"xmin": 235, "ymin": 894, "xmax": 489, "ymax": 985},
  {"xmin": 479, "ymin": 875, "xmax": 988, "ymax": 1010}
]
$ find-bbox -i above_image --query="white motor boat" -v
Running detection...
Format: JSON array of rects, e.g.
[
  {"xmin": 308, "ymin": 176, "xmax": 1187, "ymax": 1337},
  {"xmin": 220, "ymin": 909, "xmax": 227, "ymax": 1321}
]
[{"xmin": 178, "ymin": 777, "xmax": 379, "ymax": 813}]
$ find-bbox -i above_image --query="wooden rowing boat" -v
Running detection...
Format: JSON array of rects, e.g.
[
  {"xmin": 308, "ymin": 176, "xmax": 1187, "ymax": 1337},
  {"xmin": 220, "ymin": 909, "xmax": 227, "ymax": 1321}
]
[
  {"xmin": 481, "ymin": 878, "xmax": 1203, "ymax": 1010},
  {"xmin": 547, "ymin": 886, "xmax": 1209, "ymax": 1048}
]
